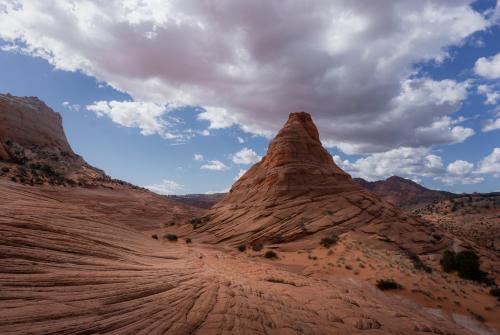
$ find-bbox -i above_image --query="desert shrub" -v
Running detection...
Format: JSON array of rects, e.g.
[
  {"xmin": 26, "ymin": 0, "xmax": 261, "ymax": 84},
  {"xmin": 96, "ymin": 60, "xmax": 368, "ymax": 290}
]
[
  {"xmin": 440, "ymin": 250, "xmax": 456, "ymax": 273},
  {"xmin": 441, "ymin": 250, "xmax": 486, "ymax": 282},
  {"xmin": 189, "ymin": 217, "xmax": 208, "ymax": 229},
  {"xmin": 1, "ymin": 167, "xmax": 9, "ymax": 173},
  {"xmin": 265, "ymin": 250, "xmax": 277, "ymax": 259},
  {"xmin": 376, "ymin": 278, "xmax": 402, "ymax": 290},
  {"xmin": 151, "ymin": 234, "xmax": 158, "ymax": 240},
  {"xmin": 489, "ymin": 287, "xmax": 500, "ymax": 299},
  {"xmin": 406, "ymin": 251, "xmax": 432, "ymax": 273},
  {"xmin": 455, "ymin": 250, "xmax": 484, "ymax": 281},
  {"xmin": 4, "ymin": 139, "xmax": 12, "ymax": 146},
  {"xmin": 252, "ymin": 243, "xmax": 263, "ymax": 252},
  {"xmin": 320, "ymin": 235, "xmax": 339, "ymax": 248},
  {"xmin": 185, "ymin": 238, "xmax": 192, "ymax": 244},
  {"xmin": 164, "ymin": 233, "xmax": 178, "ymax": 241},
  {"xmin": 237, "ymin": 244, "xmax": 246, "ymax": 252}
]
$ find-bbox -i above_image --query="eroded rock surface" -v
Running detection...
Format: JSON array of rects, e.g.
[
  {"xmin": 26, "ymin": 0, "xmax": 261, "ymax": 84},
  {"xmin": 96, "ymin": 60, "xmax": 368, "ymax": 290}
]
[
  {"xmin": 196, "ymin": 112, "xmax": 451, "ymax": 254},
  {"xmin": 0, "ymin": 180, "xmax": 477, "ymax": 335}
]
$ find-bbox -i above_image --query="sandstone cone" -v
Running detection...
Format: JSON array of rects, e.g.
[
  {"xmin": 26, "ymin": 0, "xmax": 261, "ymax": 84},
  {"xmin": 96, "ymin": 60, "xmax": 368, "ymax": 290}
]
[{"xmin": 197, "ymin": 112, "xmax": 450, "ymax": 254}]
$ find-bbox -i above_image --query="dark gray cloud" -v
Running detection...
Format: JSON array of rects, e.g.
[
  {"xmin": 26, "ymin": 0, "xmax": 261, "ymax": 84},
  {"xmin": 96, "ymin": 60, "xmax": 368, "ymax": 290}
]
[{"xmin": 0, "ymin": 0, "xmax": 493, "ymax": 153}]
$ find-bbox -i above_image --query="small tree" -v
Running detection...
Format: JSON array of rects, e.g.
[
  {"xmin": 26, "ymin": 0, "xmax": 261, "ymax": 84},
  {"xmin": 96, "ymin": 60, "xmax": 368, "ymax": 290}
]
[
  {"xmin": 320, "ymin": 235, "xmax": 339, "ymax": 248},
  {"xmin": 252, "ymin": 243, "xmax": 263, "ymax": 252},
  {"xmin": 455, "ymin": 250, "xmax": 482, "ymax": 280},
  {"xmin": 440, "ymin": 250, "xmax": 456, "ymax": 273},
  {"xmin": 164, "ymin": 233, "xmax": 178, "ymax": 241},
  {"xmin": 237, "ymin": 244, "xmax": 246, "ymax": 252},
  {"xmin": 376, "ymin": 278, "xmax": 402, "ymax": 290},
  {"xmin": 265, "ymin": 250, "xmax": 277, "ymax": 259},
  {"xmin": 185, "ymin": 238, "xmax": 192, "ymax": 244}
]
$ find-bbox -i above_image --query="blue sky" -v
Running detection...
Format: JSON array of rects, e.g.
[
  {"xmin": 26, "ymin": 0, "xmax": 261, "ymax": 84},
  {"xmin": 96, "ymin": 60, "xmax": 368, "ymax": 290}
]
[{"xmin": 0, "ymin": 0, "xmax": 499, "ymax": 194}]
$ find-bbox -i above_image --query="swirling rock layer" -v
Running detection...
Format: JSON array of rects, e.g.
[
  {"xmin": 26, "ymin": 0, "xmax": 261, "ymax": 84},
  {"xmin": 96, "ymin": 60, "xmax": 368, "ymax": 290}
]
[
  {"xmin": 0, "ymin": 180, "xmax": 476, "ymax": 334},
  {"xmin": 197, "ymin": 113, "xmax": 450, "ymax": 254}
]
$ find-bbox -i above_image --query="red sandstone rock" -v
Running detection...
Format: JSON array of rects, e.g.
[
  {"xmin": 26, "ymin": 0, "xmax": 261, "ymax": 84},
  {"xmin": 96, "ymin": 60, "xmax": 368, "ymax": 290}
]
[{"xmin": 196, "ymin": 112, "xmax": 451, "ymax": 254}]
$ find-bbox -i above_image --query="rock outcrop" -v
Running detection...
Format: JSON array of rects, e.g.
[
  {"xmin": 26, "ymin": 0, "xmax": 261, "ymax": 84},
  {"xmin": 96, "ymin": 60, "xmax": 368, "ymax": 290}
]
[
  {"xmin": 196, "ymin": 112, "xmax": 450, "ymax": 254},
  {"xmin": 0, "ymin": 94, "xmax": 73, "ymax": 153}
]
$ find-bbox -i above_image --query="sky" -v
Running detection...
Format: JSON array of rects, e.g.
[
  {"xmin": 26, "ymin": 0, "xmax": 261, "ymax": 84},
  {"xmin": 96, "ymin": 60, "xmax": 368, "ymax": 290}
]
[{"xmin": 0, "ymin": 0, "xmax": 499, "ymax": 195}]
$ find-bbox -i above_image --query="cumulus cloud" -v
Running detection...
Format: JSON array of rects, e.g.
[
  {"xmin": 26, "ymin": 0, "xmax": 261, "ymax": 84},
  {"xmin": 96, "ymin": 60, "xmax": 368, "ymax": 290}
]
[
  {"xmin": 235, "ymin": 169, "xmax": 247, "ymax": 180},
  {"xmin": 334, "ymin": 147, "xmax": 484, "ymax": 186},
  {"xmin": 476, "ymin": 147, "xmax": 500, "ymax": 177},
  {"xmin": 477, "ymin": 84, "xmax": 500, "ymax": 105},
  {"xmin": 144, "ymin": 179, "xmax": 183, "ymax": 195},
  {"xmin": 474, "ymin": 53, "xmax": 500, "ymax": 79},
  {"xmin": 201, "ymin": 160, "xmax": 229, "ymax": 171},
  {"xmin": 237, "ymin": 137, "xmax": 245, "ymax": 144},
  {"xmin": 483, "ymin": 118, "xmax": 500, "ymax": 132},
  {"xmin": 0, "ymin": 0, "xmax": 490, "ymax": 153},
  {"xmin": 231, "ymin": 147, "xmax": 261, "ymax": 165},
  {"xmin": 86, "ymin": 100, "xmax": 177, "ymax": 138},
  {"xmin": 194, "ymin": 153, "xmax": 204, "ymax": 161},
  {"xmin": 62, "ymin": 101, "xmax": 81, "ymax": 112}
]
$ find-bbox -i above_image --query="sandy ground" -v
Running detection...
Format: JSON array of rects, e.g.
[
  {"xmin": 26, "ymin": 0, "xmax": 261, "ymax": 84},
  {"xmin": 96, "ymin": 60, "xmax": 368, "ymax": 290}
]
[{"xmin": 0, "ymin": 180, "xmax": 498, "ymax": 334}]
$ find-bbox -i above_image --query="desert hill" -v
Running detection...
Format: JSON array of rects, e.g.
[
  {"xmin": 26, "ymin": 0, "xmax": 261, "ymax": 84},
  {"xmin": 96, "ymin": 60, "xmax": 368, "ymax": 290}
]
[
  {"xmin": 354, "ymin": 176, "xmax": 455, "ymax": 207},
  {"xmin": 1, "ymin": 100, "xmax": 499, "ymax": 334},
  {"xmin": 168, "ymin": 193, "xmax": 226, "ymax": 209},
  {"xmin": 412, "ymin": 193, "xmax": 500, "ymax": 252},
  {"xmin": 173, "ymin": 176, "xmax": 455, "ymax": 209}
]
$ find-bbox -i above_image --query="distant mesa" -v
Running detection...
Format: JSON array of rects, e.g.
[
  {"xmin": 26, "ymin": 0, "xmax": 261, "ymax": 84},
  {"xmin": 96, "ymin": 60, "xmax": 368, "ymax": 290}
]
[{"xmin": 194, "ymin": 112, "xmax": 451, "ymax": 254}]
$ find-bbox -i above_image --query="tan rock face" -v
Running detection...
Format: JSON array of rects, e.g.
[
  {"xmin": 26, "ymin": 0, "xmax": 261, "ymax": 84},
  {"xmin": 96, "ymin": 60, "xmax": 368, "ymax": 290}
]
[
  {"xmin": 197, "ymin": 112, "xmax": 451, "ymax": 254},
  {"xmin": 0, "ymin": 94, "xmax": 73, "ymax": 154}
]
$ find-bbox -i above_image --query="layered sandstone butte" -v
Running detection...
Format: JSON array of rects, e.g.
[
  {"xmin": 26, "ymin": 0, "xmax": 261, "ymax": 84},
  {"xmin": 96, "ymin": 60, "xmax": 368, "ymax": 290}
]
[
  {"xmin": 0, "ymin": 94, "xmax": 73, "ymax": 156},
  {"xmin": 197, "ymin": 112, "xmax": 450, "ymax": 254}
]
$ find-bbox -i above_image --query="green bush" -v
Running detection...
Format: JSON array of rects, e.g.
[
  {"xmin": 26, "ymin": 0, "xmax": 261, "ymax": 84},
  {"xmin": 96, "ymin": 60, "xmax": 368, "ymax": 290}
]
[
  {"xmin": 265, "ymin": 250, "xmax": 277, "ymax": 259},
  {"xmin": 440, "ymin": 249, "xmax": 486, "ymax": 281},
  {"xmin": 151, "ymin": 234, "xmax": 158, "ymax": 240},
  {"xmin": 320, "ymin": 235, "xmax": 339, "ymax": 248},
  {"xmin": 164, "ymin": 233, "xmax": 178, "ymax": 241},
  {"xmin": 440, "ymin": 250, "xmax": 456, "ymax": 273},
  {"xmin": 376, "ymin": 278, "xmax": 402, "ymax": 290},
  {"xmin": 252, "ymin": 243, "xmax": 263, "ymax": 252},
  {"xmin": 237, "ymin": 244, "xmax": 246, "ymax": 252},
  {"xmin": 189, "ymin": 217, "xmax": 208, "ymax": 229},
  {"xmin": 455, "ymin": 250, "xmax": 483, "ymax": 280}
]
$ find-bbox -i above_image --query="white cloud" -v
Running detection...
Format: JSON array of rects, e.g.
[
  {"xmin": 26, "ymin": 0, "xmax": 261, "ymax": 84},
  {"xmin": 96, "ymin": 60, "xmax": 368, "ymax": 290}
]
[
  {"xmin": 334, "ymin": 147, "xmax": 485, "ymax": 186},
  {"xmin": 62, "ymin": 101, "xmax": 81, "ymax": 112},
  {"xmin": 474, "ymin": 53, "xmax": 500, "ymax": 79},
  {"xmin": 201, "ymin": 160, "xmax": 229, "ymax": 171},
  {"xmin": 483, "ymin": 118, "xmax": 500, "ymax": 132},
  {"xmin": 0, "ymin": 1, "xmax": 490, "ymax": 153},
  {"xmin": 446, "ymin": 160, "xmax": 473, "ymax": 175},
  {"xmin": 235, "ymin": 169, "xmax": 247, "ymax": 180},
  {"xmin": 86, "ymin": 100, "xmax": 176, "ymax": 138},
  {"xmin": 194, "ymin": 153, "xmax": 204, "ymax": 161},
  {"xmin": 477, "ymin": 84, "xmax": 500, "ymax": 105},
  {"xmin": 476, "ymin": 148, "xmax": 500, "ymax": 177},
  {"xmin": 144, "ymin": 179, "xmax": 183, "ymax": 195},
  {"xmin": 237, "ymin": 137, "xmax": 245, "ymax": 144},
  {"xmin": 334, "ymin": 147, "xmax": 444, "ymax": 181},
  {"xmin": 231, "ymin": 147, "xmax": 261, "ymax": 165}
]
